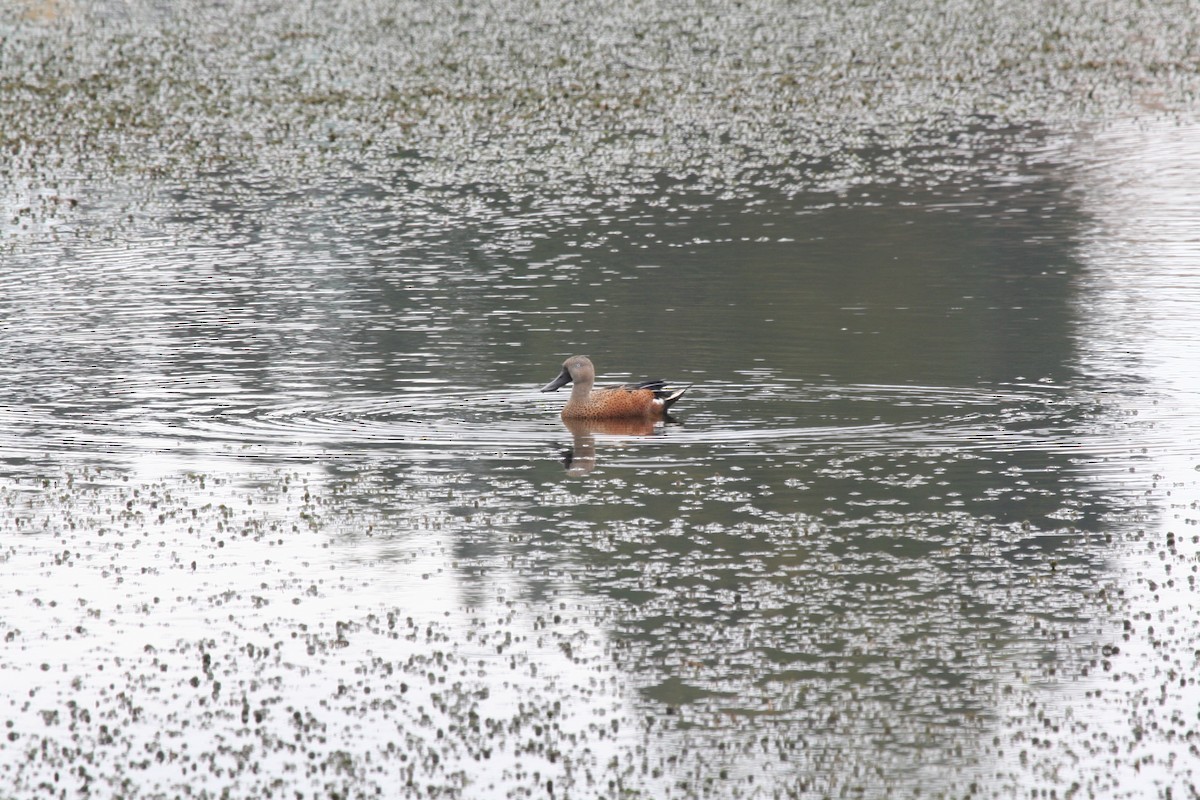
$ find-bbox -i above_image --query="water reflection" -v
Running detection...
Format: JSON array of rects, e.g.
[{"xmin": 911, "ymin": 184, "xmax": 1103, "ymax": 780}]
[
  {"xmin": 986, "ymin": 119, "xmax": 1200, "ymax": 797},
  {"xmin": 2, "ymin": 114, "xmax": 1197, "ymax": 798},
  {"xmin": 558, "ymin": 417, "xmax": 671, "ymax": 475}
]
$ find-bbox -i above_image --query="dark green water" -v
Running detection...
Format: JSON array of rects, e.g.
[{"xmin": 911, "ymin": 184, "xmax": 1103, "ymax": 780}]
[{"xmin": 3, "ymin": 2, "xmax": 1199, "ymax": 798}]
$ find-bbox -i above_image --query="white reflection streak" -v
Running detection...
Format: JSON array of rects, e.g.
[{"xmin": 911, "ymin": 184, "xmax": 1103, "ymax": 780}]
[{"xmin": 1013, "ymin": 121, "xmax": 1200, "ymax": 796}]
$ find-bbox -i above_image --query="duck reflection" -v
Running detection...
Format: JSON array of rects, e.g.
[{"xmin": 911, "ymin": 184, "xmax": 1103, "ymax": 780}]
[{"xmin": 559, "ymin": 417, "xmax": 669, "ymax": 475}]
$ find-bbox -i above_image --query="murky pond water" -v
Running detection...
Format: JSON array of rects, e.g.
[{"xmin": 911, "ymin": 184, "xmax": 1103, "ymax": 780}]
[{"xmin": 4, "ymin": 1, "xmax": 1200, "ymax": 798}]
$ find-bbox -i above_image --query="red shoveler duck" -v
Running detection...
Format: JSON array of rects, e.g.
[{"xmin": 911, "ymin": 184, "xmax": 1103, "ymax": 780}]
[{"xmin": 540, "ymin": 355, "xmax": 690, "ymax": 420}]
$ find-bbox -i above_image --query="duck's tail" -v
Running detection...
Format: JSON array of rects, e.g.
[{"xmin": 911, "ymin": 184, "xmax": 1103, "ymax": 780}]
[{"xmin": 660, "ymin": 384, "xmax": 690, "ymax": 411}]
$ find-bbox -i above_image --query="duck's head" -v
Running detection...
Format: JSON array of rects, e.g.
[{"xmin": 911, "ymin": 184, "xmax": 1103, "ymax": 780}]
[{"xmin": 541, "ymin": 355, "xmax": 595, "ymax": 392}]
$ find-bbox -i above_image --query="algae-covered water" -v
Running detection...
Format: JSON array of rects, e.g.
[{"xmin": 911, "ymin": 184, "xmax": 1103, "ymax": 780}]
[{"xmin": 3, "ymin": 1, "xmax": 1199, "ymax": 797}]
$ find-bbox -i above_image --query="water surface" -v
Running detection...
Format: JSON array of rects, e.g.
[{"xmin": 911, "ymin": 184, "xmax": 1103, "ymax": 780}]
[{"xmin": 3, "ymin": 2, "xmax": 1199, "ymax": 798}]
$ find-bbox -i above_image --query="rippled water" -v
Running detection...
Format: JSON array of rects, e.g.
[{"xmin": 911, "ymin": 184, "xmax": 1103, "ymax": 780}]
[{"xmin": 4, "ymin": 2, "xmax": 1200, "ymax": 798}]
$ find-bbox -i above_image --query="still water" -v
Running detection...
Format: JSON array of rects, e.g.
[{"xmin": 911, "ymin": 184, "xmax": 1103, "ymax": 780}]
[{"xmin": 3, "ymin": 2, "xmax": 1200, "ymax": 798}]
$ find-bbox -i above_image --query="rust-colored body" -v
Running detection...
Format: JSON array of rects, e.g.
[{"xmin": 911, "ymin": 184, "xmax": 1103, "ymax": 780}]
[
  {"xmin": 561, "ymin": 385, "xmax": 669, "ymax": 420},
  {"xmin": 540, "ymin": 355, "xmax": 689, "ymax": 420}
]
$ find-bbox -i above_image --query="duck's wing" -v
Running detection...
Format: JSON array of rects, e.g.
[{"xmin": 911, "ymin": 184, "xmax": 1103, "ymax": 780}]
[{"xmin": 608, "ymin": 379, "xmax": 691, "ymax": 402}]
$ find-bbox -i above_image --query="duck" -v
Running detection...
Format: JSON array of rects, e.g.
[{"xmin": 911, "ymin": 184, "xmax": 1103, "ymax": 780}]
[{"xmin": 540, "ymin": 355, "xmax": 689, "ymax": 420}]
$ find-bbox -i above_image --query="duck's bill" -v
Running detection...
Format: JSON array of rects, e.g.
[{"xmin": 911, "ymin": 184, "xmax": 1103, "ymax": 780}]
[{"xmin": 541, "ymin": 368, "xmax": 572, "ymax": 392}]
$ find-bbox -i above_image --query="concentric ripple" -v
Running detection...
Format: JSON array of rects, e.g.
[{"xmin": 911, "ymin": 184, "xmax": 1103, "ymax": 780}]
[{"xmin": 1, "ymin": 373, "xmax": 1155, "ymax": 480}]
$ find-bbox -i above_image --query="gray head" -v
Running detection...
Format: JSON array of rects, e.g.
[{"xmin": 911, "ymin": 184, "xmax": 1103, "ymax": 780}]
[{"xmin": 540, "ymin": 355, "xmax": 595, "ymax": 392}]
